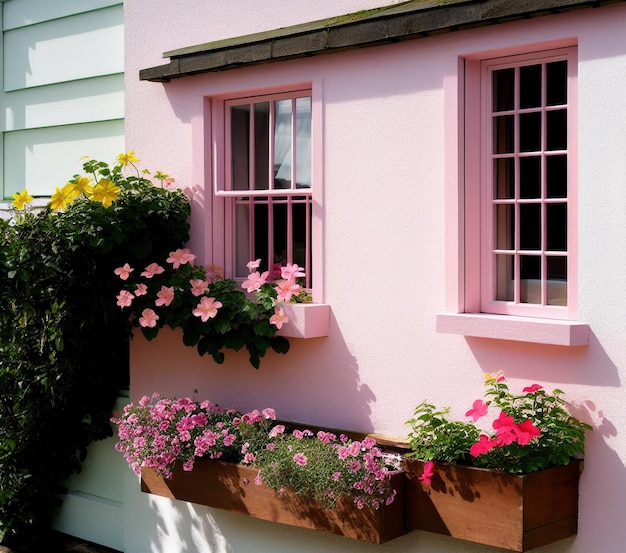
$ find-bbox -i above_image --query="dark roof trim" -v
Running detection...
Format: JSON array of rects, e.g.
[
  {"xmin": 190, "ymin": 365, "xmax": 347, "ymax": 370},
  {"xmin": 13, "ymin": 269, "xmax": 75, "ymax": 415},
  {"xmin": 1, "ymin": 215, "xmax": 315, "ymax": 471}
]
[{"xmin": 140, "ymin": 0, "xmax": 624, "ymax": 82}]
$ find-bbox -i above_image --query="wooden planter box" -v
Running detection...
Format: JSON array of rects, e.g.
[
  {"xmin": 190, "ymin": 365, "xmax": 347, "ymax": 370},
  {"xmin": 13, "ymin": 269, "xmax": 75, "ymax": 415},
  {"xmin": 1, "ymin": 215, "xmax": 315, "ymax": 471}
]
[
  {"xmin": 141, "ymin": 459, "xmax": 407, "ymax": 543},
  {"xmin": 404, "ymin": 458, "xmax": 582, "ymax": 551}
]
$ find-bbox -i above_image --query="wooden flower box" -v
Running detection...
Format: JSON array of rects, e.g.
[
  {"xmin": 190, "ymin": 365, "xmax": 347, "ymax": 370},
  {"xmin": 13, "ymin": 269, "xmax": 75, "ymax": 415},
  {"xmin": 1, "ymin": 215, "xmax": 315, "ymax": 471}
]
[
  {"xmin": 403, "ymin": 458, "xmax": 582, "ymax": 552},
  {"xmin": 141, "ymin": 459, "xmax": 407, "ymax": 543}
]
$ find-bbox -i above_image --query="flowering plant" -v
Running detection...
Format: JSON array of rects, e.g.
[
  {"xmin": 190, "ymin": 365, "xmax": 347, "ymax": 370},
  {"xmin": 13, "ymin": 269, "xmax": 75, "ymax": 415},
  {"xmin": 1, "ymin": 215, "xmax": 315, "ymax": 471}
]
[
  {"xmin": 113, "ymin": 395, "xmax": 398, "ymax": 510},
  {"xmin": 114, "ymin": 255, "xmax": 313, "ymax": 368},
  {"xmin": 406, "ymin": 371, "xmax": 591, "ymax": 483}
]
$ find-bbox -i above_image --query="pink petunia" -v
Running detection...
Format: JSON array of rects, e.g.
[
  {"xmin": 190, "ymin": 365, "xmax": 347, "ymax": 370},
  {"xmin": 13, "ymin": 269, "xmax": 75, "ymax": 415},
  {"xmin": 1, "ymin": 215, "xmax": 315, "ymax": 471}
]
[
  {"xmin": 167, "ymin": 248, "xmax": 196, "ymax": 269},
  {"xmin": 418, "ymin": 460, "xmax": 435, "ymax": 486},
  {"xmin": 155, "ymin": 286, "xmax": 175, "ymax": 307},
  {"xmin": 134, "ymin": 283, "xmax": 148, "ymax": 296},
  {"xmin": 465, "ymin": 399, "xmax": 489, "ymax": 422},
  {"xmin": 190, "ymin": 278, "xmax": 209, "ymax": 297},
  {"xmin": 192, "ymin": 296, "xmax": 222, "ymax": 322},
  {"xmin": 114, "ymin": 263, "xmax": 133, "ymax": 280},
  {"xmin": 469, "ymin": 435, "xmax": 497, "ymax": 457},
  {"xmin": 523, "ymin": 383, "xmax": 543, "ymax": 393},
  {"xmin": 269, "ymin": 306, "xmax": 289, "ymax": 329},
  {"xmin": 141, "ymin": 263, "xmax": 165, "ymax": 278},
  {"xmin": 242, "ymin": 271, "xmax": 269, "ymax": 293},
  {"xmin": 116, "ymin": 290, "xmax": 134, "ymax": 308},
  {"xmin": 139, "ymin": 308, "xmax": 159, "ymax": 328},
  {"xmin": 274, "ymin": 279, "xmax": 302, "ymax": 302}
]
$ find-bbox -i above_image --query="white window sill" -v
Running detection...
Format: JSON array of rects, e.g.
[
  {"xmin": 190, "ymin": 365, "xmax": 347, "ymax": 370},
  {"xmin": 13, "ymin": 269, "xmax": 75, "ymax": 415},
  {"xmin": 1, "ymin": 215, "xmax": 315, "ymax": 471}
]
[
  {"xmin": 436, "ymin": 313, "xmax": 589, "ymax": 347},
  {"xmin": 276, "ymin": 303, "xmax": 330, "ymax": 339}
]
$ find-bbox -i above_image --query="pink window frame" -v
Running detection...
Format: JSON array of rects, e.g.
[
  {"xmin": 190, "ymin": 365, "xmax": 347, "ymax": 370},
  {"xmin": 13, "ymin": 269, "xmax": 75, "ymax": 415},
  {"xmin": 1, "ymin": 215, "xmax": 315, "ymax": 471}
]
[
  {"xmin": 206, "ymin": 83, "xmax": 324, "ymax": 302},
  {"xmin": 465, "ymin": 45, "xmax": 579, "ymax": 321}
]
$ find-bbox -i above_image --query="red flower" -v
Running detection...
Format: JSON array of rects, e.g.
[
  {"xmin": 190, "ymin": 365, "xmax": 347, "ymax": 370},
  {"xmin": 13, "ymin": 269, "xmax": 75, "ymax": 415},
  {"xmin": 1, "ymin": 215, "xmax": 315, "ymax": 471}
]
[
  {"xmin": 514, "ymin": 419, "xmax": 541, "ymax": 445},
  {"xmin": 418, "ymin": 460, "xmax": 435, "ymax": 486},
  {"xmin": 523, "ymin": 383, "xmax": 543, "ymax": 393},
  {"xmin": 469, "ymin": 435, "xmax": 497, "ymax": 457}
]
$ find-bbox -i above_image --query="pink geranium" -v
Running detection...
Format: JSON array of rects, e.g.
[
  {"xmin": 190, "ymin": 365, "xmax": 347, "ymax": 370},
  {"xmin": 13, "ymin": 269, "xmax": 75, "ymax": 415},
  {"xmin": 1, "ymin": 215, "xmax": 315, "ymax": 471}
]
[
  {"xmin": 192, "ymin": 297, "xmax": 222, "ymax": 322},
  {"xmin": 116, "ymin": 290, "xmax": 134, "ymax": 308},
  {"xmin": 141, "ymin": 263, "xmax": 165, "ymax": 278},
  {"xmin": 269, "ymin": 306, "xmax": 289, "ymax": 329},
  {"xmin": 242, "ymin": 270, "xmax": 269, "ymax": 293},
  {"xmin": 166, "ymin": 248, "xmax": 196, "ymax": 269},
  {"xmin": 114, "ymin": 263, "xmax": 133, "ymax": 280},
  {"xmin": 155, "ymin": 286, "xmax": 175, "ymax": 307},
  {"xmin": 280, "ymin": 263, "xmax": 305, "ymax": 280},
  {"xmin": 139, "ymin": 308, "xmax": 159, "ymax": 328},
  {"xmin": 274, "ymin": 279, "xmax": 302, "ymax": 302},
  {"xmin": 189, "ymin": 278, "xmax": 209, "ymax": 296}
]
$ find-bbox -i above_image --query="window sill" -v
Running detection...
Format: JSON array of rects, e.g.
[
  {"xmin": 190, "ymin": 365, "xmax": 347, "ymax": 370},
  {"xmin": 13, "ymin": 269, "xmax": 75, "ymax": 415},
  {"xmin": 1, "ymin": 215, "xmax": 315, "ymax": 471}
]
[
  {"xmin": 436, "ymin": 313, "xmax": 589, "ymax": 346},
  {"xmin": 276, "ymin": 303, "xmax": 330, "ymax": 339}
]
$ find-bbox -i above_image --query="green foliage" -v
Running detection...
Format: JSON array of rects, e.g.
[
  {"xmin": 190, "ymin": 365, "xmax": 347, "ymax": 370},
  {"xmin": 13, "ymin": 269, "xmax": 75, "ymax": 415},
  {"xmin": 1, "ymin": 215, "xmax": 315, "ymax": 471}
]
[
  {"xmin": 0, "ymin": 157, "xmax": 191, "ymax": 549},
  {"xmin": 406, "ymin": 372, "xmax": 591, "ymax": 474}
]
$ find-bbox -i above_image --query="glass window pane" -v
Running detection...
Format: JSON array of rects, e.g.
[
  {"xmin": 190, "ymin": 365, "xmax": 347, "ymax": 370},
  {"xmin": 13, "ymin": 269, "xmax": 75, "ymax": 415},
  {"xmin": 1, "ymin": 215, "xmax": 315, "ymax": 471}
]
[
  {"xmin": 272, "ymin": 200, "xmax": 288, "ymax": 267},
  {"xmin": 492, "ymin": 68, "xmax": 514, "ymax": 112},
  {"xmin": 253, "ymin": 102, "xmax": 270, "ymax": 190},
  {"xmin": 295, "ymin": 96, "xmax": 312, "ymax": 189},
  {"xmin": 494, "ymin": 158, "xmax": 514, "ymax": 199},
  {"xmin": 231, "ymin": 104, "xmax": 250, "ymax": 191},
  {"xmin": 519, "ymin": 112, "xmax": 541, "ymax": 152},
  {"xmin": 547, "ymin": 256, "xmax": 567, "ymax": 306},
  {"xmin": 519, "ymin": 156, "xmax": 541, "ymax": 199},
  {"xmin": 546, "ymin": 109, "xmax": 567, "ymax": 151},
  {"xmin": 493, "ymin": 115, "xmax": 514, "ymax": 154},
  {"xmin": 235, "ymin": 202, "xmax": 250, "ymax": 277},
  {"xmin": 546, "ymin": 155, "xmax": 567, "ymax": 198},
  {"xmin": 547, "ymin": 60, "xmax": 567, "ymax": 106},
  {"xmin": 495, "ymin": 254, "xmax": 514, "ymax": 301},
  {"xmin": 495, "ymin": 204, "xmax": 515, "ymax": 250},
  {"xmin": 519, "ymin": 203, "xmax": 541, "ymax": 250},
  {"xmin": 253, "ymin": 201, "xmax": 269, "ymax": 271},
  {"xmin": 274, "ymin": 99, "xmax": 293, "ymax": 190},
  {"xmin": 547, "ymin": 203, "xmax": 567, "ymax": 251},
  {"xmin": 520, "ymin": 255, "xmax": 541, "ymax": 304},
  {"xmin": 519, "ymin": 64, "xmax": 542, "ymax": 109}
]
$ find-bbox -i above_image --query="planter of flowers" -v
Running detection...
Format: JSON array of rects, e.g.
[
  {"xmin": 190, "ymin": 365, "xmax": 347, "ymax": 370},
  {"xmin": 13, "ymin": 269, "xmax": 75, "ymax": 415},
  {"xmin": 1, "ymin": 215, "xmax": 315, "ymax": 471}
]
[
  {"xmin": 114, "ymin": 396, "xmax": 406, "ymax": 543},
  {"xmin": 404, "ymin": 372, "xmax": 590, "ymax": 552}
]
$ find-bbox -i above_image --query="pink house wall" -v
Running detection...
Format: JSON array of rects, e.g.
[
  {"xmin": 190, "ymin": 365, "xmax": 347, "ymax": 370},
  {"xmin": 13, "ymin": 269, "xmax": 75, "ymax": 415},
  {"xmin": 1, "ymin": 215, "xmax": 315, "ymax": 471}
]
[{"xmin": 123, "ymin": 2, "xmax": 626, "ymax": 552}]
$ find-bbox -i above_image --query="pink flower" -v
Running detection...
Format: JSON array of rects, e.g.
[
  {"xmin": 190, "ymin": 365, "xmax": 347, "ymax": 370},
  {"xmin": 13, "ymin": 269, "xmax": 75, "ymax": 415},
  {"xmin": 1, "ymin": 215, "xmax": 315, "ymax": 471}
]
[
  {"xmin": 114, "ymin": 263, "xmax": 133, "ymax": 280},
  {"xmin": 116, "ymin": 290, "xmax": 134, "ymax": 308},
  {"xmin": 134, "ymin": 283, "xmax": 148, "ymax": 296},
  {"xmin": 242, "ymin": 271, "xmax": 269, "ymax": 293},
  {"xmin": 139, "ymin": 308, "xmax": 159, "ymax": 328},
  {"xmin": 269, "ymin": 425, "xmax": 285, "ymax": 438},
  {"xmin": 293, "ymin": 453, "xmax": 308, "ymax": 466},
  {"xmin": 167, "ymin": 248, "xmax": 196, "ymax": 269},
  {"xmin": 274, "ymin": 279, "xmax": 302, "ymax": 302},
  {"xmin": 190, "ymin": 279, "xmax": 209, "ymax": 296},
  {"xmin": 141, "ymin": 263, "xmax": 165, "ymax": 278},
  {"xmin": 269, "ymin": 307, "xmax": 289, "ymax": 329},
  {"xmin": 514, "ymin": 419, "xmax": 541, "ymax": 445},
  {"xmin": 465, "ymin": 399, "xmax": 488, "ymax": 422},
  {"xmin": 493, "ymin": 411, "xmax": 516, "ymax": 433},
  {"xmin": 280, "ymin": 263, "xmax": 305, "ymax": 280},
  {"xmin": 155, "ymin": 286, "xmax": 175, "ymax": 307},
  {"xmin": 164, "ymin": 177, "xmax": 175, "ymax": 188},
  {"xmin": 262, "ymin": 408, "xmax": 276, "ymax": 420},
  {"xmin": 418, "ymin": 460, "xmax": 435, "ymax": 486},
  {"xmin": 469, "ymin": 435, "xmax": 497, "ymax": 457},
  {"xmin": 246, "ymin": 259, "xmax": 261, "ymax": 271},
  {"xmin": 192, "ymin": 297, "xmax": 222, "ymax": 322},
  {"xmin": 523, "ymin": 383, "xmax": 543, "ymax": 393}
]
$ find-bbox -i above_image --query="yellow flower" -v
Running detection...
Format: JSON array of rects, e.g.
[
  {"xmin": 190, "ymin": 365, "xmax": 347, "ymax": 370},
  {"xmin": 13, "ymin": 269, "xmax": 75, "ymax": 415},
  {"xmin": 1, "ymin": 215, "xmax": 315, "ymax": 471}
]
[
  {"xmin": 92, "ymin": 179, "xmax": 120, "ymax": 207},
  {"xmin": 11, "ymin": 189, "xmax": 33, "ymax": 210},
  {"xmin": 49, "ymin": 184, "xmax": 77, "ymax": 211},
  {"xmin": 117, "ymin": 150, "xmax": 139, "ymax": 166},
  {"xmin": 68, "ymin": 176, "xmax": 94, "ymax": 198}
]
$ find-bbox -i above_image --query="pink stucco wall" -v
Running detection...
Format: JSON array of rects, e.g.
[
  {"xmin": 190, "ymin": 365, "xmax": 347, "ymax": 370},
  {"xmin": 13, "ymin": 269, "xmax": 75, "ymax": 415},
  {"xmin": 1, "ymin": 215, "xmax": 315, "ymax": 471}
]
[{"xmin": 124, "ymin": 2, "xmax": 626, "ymax": 552}]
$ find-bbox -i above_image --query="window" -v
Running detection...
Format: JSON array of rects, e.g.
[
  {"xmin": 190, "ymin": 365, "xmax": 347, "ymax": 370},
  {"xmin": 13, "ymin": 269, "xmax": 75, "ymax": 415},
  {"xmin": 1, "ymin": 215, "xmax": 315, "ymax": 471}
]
[
  {"xmin": 216, "ymin": 89, "xmax": 313, "ymax": 288},
  {"xmin": 469, "ymin": 47, "xmax": 578, "ymax": 320}
]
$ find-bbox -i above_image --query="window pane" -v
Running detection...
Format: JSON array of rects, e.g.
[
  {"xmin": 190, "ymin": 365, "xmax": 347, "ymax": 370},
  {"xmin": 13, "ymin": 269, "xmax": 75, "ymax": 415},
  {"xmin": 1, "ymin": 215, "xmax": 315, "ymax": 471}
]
[
  {"xmin": 235, "ymin": 202, "xmax": 250, "ymax": 276},
  {"xmin": 495, "ymin": 204, "xmax": 514, "ymax": 250},
  {"xmin": 520, "ymin": 255, "xmax": 541, "ymax": 304},
  {"xmin": 292, "ymin": 199, "xmax": 311, "ymax": 274},
  {"xmin": 272, "ymin": 200, "xmax": 288, "ymax": 267},
  {"xmin": 492, "ymin": 68, "xmax": 514, "ymax": 112},
  {"xmin": 547, "ymin": 60, "xmax": 567, "ymax": 106},
  {"xmin": 546, "ymin": 109, "xmax": 567, "ymax": 151},
  {"xmin": 547, "ymin": 256, "xmax": 567, "ymax": 306},
  {"xmin": 494, "ymin": 158, "xmax": 514, "ymax": 199},
  {"xmin": 546, "ymin": 155, "xmax": 567, "ymax": 198},
  {"xmin": 495, "ymin": 254, "xmax": 513, "ymax": 301},
  {"xmin": 493, "ymin": 115, "xmax": 514, "ymax": 154},
  {"xmin": 253, "ymin": 201, "xmax": 269, "ymax": 271},
  {"xmin": 274, "ymin": 99, "xmax": 293, "ymax": 189},
  {"xmin": 253, "ymin": 102, "xmax": 270, "ymax": 190},
  {"xmin": 519, "ymin": 156, "xmax": 541, "ymax": 199},
  {"xmin": 231, "ymin": 104, "xmax": 250, "ymax": 190},
  {"xmin": 547, "ymin": 203, "xmax": 567, "ymax": 251},
  {"xmin": 519, "ymin": 203, "xmax": 541, "ymax": 250},
  {"xmin": 295, "ymin": 96, "xmax": 312, "ymax": 189},
  {"xmin": 519, "ymin": 112, "xmax": 541, "ymax": 152},
  {"xmin": 519, "ymin": 64, "xmax": 542, "ymax": 109}
]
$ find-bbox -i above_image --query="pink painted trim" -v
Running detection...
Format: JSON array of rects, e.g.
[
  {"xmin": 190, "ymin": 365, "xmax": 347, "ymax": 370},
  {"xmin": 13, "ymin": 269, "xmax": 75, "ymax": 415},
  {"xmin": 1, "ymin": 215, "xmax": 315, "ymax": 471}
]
[
  {"xmin": 436, "ymin": 313, "xmax": 589, "ymax": 346},
  {"xmin": 276, "ymin": 303, "xmax": 330, "ymax": 339}
]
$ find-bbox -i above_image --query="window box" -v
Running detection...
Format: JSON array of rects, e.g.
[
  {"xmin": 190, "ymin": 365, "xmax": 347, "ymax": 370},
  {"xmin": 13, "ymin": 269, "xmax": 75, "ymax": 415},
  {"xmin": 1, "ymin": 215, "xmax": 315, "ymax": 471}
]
[
  {"xmin": 276, "ymin": 302, "xmax": 330, "ymax": 339},
  {"xmin": 141, "ymin": 459, "xmax": 406, "ymax": 543},
  {"xmin": 403, "ymin": 458, "xmax": 582, "ymax": 552}
]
